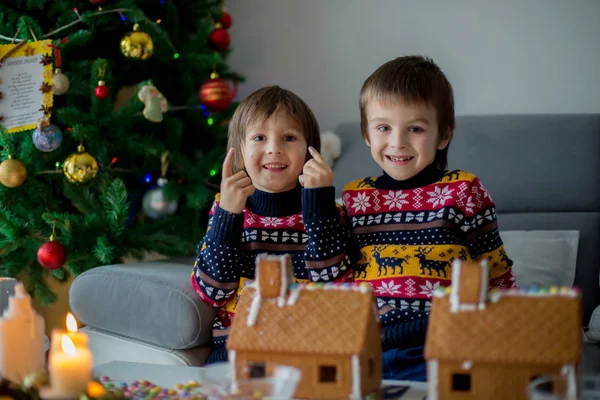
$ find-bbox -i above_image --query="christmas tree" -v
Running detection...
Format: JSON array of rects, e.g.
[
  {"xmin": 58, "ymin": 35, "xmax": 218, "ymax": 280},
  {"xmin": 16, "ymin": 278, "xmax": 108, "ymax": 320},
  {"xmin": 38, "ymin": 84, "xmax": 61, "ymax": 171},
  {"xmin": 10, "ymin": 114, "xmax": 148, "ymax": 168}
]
[{"xmin": 0, "ymin": 0, "xmax": 242, "ymax": 304}]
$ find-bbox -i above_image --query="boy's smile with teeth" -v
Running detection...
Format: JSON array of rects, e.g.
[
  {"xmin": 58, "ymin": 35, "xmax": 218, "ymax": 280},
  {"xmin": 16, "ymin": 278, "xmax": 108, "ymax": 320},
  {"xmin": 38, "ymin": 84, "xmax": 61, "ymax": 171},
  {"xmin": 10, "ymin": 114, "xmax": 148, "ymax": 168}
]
[{"xmin": 263, "ymin": 163, "xmax": 288, "ymax": 170}]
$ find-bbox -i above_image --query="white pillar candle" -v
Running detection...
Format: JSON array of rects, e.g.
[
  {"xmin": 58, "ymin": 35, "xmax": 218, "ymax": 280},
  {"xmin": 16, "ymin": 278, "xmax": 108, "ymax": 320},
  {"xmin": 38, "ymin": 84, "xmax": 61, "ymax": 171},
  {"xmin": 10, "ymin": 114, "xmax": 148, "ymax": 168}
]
[{"xmin": 48, "ymin": 335, "xmax": 92, "ymax": 398}]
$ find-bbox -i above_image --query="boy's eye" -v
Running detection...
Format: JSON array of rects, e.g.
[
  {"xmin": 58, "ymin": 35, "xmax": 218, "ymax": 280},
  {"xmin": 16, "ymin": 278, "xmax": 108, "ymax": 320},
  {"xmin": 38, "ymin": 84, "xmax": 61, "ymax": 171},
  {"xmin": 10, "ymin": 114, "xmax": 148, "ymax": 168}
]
[
  {"xmin": 283, "ymin": 135, "xmax": 297, "ymax": 141},
  {"xmin": 251, "ymin": 134, "xmax": 266, "ymax": 141},
  {"xmin": 409, "ymin": 126, "xmax": 424, "ymax": 133},
  {"xmin": 376, "ymin": 125, "xmax": 391, "ymax": 133}
]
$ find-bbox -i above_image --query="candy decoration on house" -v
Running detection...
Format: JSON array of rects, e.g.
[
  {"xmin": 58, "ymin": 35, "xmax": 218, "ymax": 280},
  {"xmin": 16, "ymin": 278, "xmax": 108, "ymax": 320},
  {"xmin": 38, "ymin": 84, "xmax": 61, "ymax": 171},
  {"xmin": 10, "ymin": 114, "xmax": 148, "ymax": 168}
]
[
  {"xmin": 37, "ymin": 228, "xmax": 68, "ymax": 270},
  {"xmin": 120, "ymin": 23, "xmax": 154, "ymax": 60},
  {"xmin": 142, "ymin": 152, "xmax": 178, "ymax": 219},
  {"xmin": 424, "ymin": 260, "xmax": 582, "ymax": 400},
  {"xmin": 32, "ymin": 117, "xmax": 63, "ymax": 152},
  {"xmin": 94, "ymin": 59, "xmax": 109, "ymax": 99},
  {"xmin": 227, "ymin": 254, "xmax": 382, "ymax": 399},
  {"xmin": 138, "ymin": 81, "xmax": 168, "ymax": 123},
  {"xmin": 50, "ymin": 45, "xmax": 69, "ymax": 95},
  {"xmin": 0, "ymin": 155, "xmax": 27, "ymax": 188},
  {"xmin": 63, "ymin": 144, "xmax": 99, "ymax": 184},
  {"xmin": 199, "ymin": 71, "xmax": 236, "ymax": 113}
]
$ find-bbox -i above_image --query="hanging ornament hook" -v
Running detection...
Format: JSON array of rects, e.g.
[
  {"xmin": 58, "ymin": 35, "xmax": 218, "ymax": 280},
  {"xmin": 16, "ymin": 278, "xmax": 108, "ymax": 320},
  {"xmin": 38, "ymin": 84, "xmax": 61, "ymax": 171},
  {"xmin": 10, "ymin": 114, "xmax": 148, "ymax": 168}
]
[
  {"xmin": 50, "ymin": 222, "xmax": 57, "ymax": 241},
  {"xmin": 160, "ymin": 151, "xmax": 169, "ymax": 178}
]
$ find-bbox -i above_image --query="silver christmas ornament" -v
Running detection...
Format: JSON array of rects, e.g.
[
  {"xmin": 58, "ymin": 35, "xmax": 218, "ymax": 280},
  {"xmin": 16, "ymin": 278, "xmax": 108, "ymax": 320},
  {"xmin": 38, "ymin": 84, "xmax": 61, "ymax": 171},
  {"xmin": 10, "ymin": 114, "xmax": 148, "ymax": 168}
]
[
  {"xmin": 32, "ymin": 124, "xmax": 63, "ymax": 152},
  {"xmin": 142, "ymin": 177, "xmax": 178, "ymax": 219}
]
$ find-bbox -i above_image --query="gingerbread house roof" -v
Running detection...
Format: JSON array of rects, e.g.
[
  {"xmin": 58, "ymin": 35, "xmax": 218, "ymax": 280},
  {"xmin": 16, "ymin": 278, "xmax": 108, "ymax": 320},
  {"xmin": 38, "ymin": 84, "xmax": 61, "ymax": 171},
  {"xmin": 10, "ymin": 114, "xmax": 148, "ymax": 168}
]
[
  {"xmin": 227, "ymin": 283, "xmax": 379, "ymax": 356},
  {"xmin": 425, "ymin": 287, "xmax": 582, "ymax": 365}
]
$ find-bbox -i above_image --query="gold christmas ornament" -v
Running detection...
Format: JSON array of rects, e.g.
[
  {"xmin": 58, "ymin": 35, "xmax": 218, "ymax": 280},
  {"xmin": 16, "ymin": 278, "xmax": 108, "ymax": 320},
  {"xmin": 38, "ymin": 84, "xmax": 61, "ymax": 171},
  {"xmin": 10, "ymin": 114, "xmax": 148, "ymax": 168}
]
[
  {"xmin": 120, "ymin": 23, "xmax": 154, "ymax": 60},
  {"xmin": 0, "ymin": 155, "xmax": 27, "ymax": 188},
  {"xmin": 63, "ymin": 144, "xmax": 99, "ymax": 184}
]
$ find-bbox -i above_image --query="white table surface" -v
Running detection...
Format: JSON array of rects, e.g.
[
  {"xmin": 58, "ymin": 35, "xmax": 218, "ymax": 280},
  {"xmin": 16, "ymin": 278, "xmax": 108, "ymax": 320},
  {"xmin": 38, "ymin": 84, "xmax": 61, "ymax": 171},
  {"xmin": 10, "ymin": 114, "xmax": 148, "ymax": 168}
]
[{"xmin": 94, "ymin": 361, "xmax": 428, "ymax": 399}]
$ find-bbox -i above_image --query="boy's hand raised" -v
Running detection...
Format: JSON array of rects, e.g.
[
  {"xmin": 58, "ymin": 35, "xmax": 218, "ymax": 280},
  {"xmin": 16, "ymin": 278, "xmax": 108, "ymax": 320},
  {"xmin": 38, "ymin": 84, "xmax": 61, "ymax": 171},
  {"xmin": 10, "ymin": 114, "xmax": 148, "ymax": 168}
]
[
  {"xmin": 219, "ymin": 148, "xmax": 255, "ymax": 214},
  {"xmin": 299, "ymin": 147, "xmax": 334, "ymax": 189}
]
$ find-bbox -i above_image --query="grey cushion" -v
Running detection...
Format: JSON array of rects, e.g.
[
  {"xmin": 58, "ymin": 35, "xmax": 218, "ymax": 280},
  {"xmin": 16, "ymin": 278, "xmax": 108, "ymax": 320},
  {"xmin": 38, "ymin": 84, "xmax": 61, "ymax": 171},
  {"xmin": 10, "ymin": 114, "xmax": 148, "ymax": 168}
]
[
  {"xmin": 332, "ymin": 114, "xmax": 600, "ymax": 325},
  {"xmin": 70, "ymin": 261, "xmax": 216, "ymax": 350}
]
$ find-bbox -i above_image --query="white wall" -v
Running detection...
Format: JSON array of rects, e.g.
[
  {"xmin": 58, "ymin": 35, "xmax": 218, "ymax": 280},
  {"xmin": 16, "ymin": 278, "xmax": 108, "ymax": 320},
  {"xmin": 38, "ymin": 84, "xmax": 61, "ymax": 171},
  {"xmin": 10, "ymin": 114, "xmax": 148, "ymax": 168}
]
[{"xmin": 226, "ymin": 0, "xmax": 600, "ymax": 131}]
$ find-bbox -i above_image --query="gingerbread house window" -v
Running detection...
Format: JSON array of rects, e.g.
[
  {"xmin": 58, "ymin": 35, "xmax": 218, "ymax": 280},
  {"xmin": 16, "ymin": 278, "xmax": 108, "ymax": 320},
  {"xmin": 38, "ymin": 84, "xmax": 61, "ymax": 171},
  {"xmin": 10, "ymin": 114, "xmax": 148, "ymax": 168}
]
[
  {"xmin": 452, "ymin": 373, "xmax": 471, "ymax": 392},
  {"xmin": 530, "ymin": 375, "xmax": 553, "ymax": 392},
  {"xmin": 249, "ymin": 362, "xmax": 266, "ymax": 378},
  {"xmin": 319, "ymin": 365, "xmax": 338, "ymax": 383}
]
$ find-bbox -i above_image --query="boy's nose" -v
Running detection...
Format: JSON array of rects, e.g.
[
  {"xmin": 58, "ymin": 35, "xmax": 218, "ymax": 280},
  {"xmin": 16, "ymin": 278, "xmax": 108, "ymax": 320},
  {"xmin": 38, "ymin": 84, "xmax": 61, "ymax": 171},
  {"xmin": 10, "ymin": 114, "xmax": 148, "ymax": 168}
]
[
  {"xmin": 390, "ymin": 132, "xmax": 407, "ymax": 148},
  {"xmin": 267, "ymin": 143, "xmax": 283, "ymax": 154}
]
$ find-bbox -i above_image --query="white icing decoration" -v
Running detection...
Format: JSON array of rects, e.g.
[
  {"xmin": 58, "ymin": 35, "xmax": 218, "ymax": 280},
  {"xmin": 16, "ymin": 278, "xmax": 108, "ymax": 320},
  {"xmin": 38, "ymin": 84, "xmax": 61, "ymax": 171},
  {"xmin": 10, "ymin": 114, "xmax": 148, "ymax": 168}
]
[
  {"xmin": 462, "ymin": 360, "xmax": 472, "ymax": 370},
  {"xmin": 449, "ymin": 260, "xmax": 462, "ymax": 313},
  {"xmin": 428, "ymin": 360, "xmax": 439, "ymax": 400},
  {"xmin": 562, "ymin": 365, "xmax": 577, "ymax": 400},
  {"xmin": 247, "ymin": 293, "xmax": 262, "ymax": 326},
  {"xmin": 277, "ymin": 256, "xmax": 289, "ymax": 307},
  {"xmin": 287, "ymin": 286, "xmax": 302, "ymax": 306},
  {"xmin": 351, "ymin": 355, "xmax": 361, "ymax": 399},
  {"xmin": 229, "ymin": 350, "xmax": 238, "ymax": 393}
]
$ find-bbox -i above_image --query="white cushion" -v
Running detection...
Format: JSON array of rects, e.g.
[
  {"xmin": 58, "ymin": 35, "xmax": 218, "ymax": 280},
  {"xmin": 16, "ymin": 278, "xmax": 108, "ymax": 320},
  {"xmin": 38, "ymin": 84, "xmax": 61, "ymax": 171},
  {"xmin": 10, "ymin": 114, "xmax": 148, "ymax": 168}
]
[{"xmin": 500, "ymin": 230, "xmax": 579, "ymax": 288}]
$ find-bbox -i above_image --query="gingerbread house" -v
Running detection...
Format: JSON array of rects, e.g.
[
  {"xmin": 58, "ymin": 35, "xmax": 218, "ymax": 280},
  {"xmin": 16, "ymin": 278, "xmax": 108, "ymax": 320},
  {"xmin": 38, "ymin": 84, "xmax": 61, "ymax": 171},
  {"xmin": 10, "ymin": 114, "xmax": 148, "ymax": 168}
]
[
  {"xmin": 425, "ymin": 260, "xmax": 582, "ymax": 400},
  {"xmin": 227, "ymin": 254, "xmax": 382, "ymax": 399}
]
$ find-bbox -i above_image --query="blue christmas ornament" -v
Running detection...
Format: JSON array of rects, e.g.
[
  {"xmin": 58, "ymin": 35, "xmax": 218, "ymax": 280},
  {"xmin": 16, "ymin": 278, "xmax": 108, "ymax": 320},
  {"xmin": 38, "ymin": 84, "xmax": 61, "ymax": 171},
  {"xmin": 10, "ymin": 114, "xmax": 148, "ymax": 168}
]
[{"xmin": 32, "ymin": 124, "xmax": 63, "ymax": 152}]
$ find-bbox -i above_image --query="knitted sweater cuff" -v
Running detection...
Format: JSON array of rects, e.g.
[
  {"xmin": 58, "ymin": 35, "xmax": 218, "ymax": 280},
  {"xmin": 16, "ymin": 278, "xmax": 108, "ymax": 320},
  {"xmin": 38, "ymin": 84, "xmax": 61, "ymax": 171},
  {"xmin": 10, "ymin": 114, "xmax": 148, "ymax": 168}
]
[
  {"xmin": 206, "ymin": 206, "xmax": 244, "ymax": 245},
  {"xmin": 382, "ymin": 316, "xmax": 429, "ymax": 351},
  {"xmin": 302, "ymin": 187, "xmax": 338, "ymax": 218}
]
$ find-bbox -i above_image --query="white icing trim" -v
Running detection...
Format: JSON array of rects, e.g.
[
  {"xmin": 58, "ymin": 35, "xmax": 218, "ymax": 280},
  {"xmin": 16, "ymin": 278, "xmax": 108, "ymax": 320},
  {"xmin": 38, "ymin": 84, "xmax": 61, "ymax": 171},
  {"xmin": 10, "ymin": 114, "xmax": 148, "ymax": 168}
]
[
  {"xmin": 561, "ymin": 365, "xmax": 577, "ymax": 400},
  {"xmin": 287, "ymin": 286, "xmax": 302, "ymax": 306},
  {"xmin": 428, "ymin": 360, "xmax": 438, "ymax": 400},
  {"xmin": 450, "ymin": 260, "xmax": 462, "ymax": 313},
  {"xmin": 254, "ymin": 256, "xmax": 261, "ymax": 297},
  {"xmin": 229, "ymin": 350, "xmax": 238, "ymax": 393},
  {"xmin": 351, "ymin": 355, "xmax": 361, "ymax": 399},
  {"xmin": 277, "ymin": 255, "xmax": 289, "ymax": 307},
  {"xmin": 247, "ymin": 293, "xmax": 262, "ymax": 326},
  {"xmin": 462, "ymin": 360, "xmax": 473, "ymax": 370},
  {"xmin": 478, "ymin": 260, "xmax": 489, "ymax": 310}
]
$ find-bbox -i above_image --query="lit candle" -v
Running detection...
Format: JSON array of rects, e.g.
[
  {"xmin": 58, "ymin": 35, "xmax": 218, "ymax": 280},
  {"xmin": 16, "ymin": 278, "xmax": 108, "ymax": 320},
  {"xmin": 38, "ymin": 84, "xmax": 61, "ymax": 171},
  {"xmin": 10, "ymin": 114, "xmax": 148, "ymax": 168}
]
[
  {"xmin": 48, "ymin": 335, "xmax": 92, "ymax": 398},
  {"xmin": 50, "ymin": 313, "xmax": 88, "ymax": 359}
]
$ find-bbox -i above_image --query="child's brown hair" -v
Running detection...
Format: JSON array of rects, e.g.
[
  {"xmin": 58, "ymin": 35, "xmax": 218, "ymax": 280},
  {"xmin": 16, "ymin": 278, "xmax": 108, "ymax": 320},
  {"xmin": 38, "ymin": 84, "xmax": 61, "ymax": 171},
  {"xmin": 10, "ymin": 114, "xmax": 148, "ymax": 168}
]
[
  {"xmin": 359, "ymin": 55, "xmax": 455, "ymax": 170},
  {"xmin": 227, "ymin": 86, "xmax": 321, "ymax": 174}
]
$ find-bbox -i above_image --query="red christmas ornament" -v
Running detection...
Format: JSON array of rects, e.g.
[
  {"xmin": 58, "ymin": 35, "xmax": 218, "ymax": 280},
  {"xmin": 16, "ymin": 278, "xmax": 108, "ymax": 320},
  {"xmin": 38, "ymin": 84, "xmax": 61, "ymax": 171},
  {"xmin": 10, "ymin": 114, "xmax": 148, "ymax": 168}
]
[
  {"xmin": 199, "ymin": 76, "xmax": 235, "ymax": 112},
  {"xmin": 208, "ymin": 28, "xmax": 230, "ymax": 52},
  {"xmin": 37, "ymin": 235, "xmax": 67, "ymax": 270},
  {"xmin": 218, "ymin": 11, "xmax": 233, "ymax": 29},
  {"xmin": 90, "ymin": 0, "xmax": 109, "ymax": 4},
  {"xmin": 95, "ymin": 80, "xmax": 109, "ymax": 99}
]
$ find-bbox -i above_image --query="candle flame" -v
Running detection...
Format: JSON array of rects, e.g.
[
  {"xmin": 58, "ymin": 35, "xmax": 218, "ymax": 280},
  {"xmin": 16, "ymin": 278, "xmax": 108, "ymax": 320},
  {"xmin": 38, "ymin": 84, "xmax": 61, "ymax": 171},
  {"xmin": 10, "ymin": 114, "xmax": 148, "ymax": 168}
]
[
  {"xmin": 66, "ymin": 313, "xmax": 78, "ymax": 333},
  {"xmin": 61, "ymin": 335, "xmax": 76, "ymax": 356}
]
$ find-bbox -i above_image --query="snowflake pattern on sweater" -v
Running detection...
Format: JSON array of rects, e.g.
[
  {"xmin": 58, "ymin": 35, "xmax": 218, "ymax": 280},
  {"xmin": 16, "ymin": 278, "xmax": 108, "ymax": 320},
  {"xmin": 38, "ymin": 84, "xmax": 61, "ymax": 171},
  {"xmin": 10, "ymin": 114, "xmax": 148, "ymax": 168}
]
[
  {"xmin": 191, "ymin": 187, "xmax": 352, "ymax": 346},
  {"xmin": 343, "ymin": 170, "xmax": 518, "ymax": 328}
]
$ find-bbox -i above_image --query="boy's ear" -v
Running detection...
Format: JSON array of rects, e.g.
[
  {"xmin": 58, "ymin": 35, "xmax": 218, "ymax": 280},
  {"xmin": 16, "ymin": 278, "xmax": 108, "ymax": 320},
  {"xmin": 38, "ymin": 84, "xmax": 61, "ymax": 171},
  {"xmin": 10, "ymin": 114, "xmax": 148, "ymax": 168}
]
[
  {"xmin": 437, "ymin": 129, "xmax": 453, "ymax": 150},
  {"xmin": 364, "ymin": 135, "xmax": 371, "ymax": 147}
]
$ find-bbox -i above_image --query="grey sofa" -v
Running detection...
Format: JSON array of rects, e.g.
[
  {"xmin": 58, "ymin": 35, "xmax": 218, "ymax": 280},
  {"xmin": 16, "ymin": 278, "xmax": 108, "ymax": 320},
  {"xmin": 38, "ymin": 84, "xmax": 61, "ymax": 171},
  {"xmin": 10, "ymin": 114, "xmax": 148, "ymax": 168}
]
[{"xmin": 70, "ymin": 114, "xmax": 600, "ymax": 369}]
